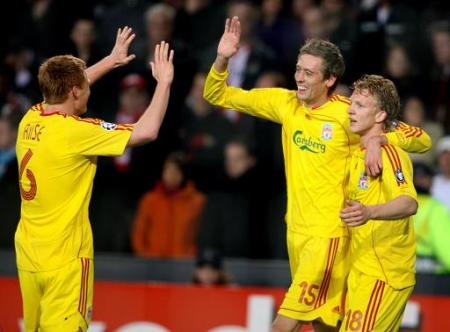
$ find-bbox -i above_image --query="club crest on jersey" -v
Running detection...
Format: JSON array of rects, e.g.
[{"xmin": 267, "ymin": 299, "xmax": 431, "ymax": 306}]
[
  {"xmin": 395, "ymin": 168, "xmax": 405, "ymax": 183},
  {"xmin": 100, "ymin": 121, "xmax": 117, "ymax": 131},
  {"xmin": 321, "ymin": 123, "xmax": 333, "ymax": 140},
  {"xmin": 358, "ymin": 173, "xmax": 369, "ymax": 190}
]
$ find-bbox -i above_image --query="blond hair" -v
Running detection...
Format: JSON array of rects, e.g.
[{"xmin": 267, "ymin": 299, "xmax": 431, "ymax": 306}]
[{"xmin": 352, "ymin": 74, "xmax": 400, "ymax": 131}]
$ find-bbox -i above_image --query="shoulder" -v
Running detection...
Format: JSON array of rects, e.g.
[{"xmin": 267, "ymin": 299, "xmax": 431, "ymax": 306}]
[
  {"xmin": 329, "ymin": 94, "xmax": 351, "ymax": 109},
  {"xmin": 323, "ymin": 94, "xmax": 351, "ymax": 122},
  {"xmin": 68, "ymin": 116, "xmax": 133, "ymax": 132}
]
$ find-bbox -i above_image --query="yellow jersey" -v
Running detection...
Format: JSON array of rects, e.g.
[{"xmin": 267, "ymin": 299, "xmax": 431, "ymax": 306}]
[
  {"xmin": 204, "ymin": 65, "xmax": 430, "ymax": 238},
  {"xmin": 347, "ymin": 145, "xmax": 417, "ymax": 289},
  {"xmin": 15, "ymin": 103, "xmax": 132, "ymax": 272}
]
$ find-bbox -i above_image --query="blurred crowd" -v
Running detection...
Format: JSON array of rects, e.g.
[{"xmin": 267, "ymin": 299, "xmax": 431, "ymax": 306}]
[{"xmin": 1, "ymin": 0, "xmax": 450, "ymax": 272}]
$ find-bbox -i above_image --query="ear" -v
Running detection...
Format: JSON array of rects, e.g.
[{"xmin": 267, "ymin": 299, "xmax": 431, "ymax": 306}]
[
  {"xmin": 325, "ymin": 75, "xmax": 337, "ymax": 89},
  {"xmin": 72, "ymin": 86, "xmax": 81, "ymax": 99},
  {"xmin": 375, "ymin": 110, "xmax": 387, "ymax": 124}
]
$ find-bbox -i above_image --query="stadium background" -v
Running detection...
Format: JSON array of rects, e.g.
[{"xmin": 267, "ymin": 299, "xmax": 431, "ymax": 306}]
[{"xmin": 1, "ymin": 0, "xmax": 450, "ymax": 331}]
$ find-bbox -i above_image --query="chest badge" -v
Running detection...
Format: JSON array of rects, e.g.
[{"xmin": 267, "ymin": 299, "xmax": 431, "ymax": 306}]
[
  {"xmin": 321, "ymin": 123, "xmax": 333, "ymax": 140},
  {"xmin": 358, "ymin": 172, "xmax": 369, "ymax": 190}
]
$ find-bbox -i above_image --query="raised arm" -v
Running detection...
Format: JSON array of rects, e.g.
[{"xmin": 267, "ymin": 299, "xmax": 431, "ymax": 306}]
[
  {"xmin": 127, "ymin": 41, "xmax": 174, "ymax": 147},
  {"xmin": 85, "ymin": 26, "xmax": 136, "ymax": 85},
  {"xmin": 214, "ymin": 16, "xmax": 241, "ymax": 73}
]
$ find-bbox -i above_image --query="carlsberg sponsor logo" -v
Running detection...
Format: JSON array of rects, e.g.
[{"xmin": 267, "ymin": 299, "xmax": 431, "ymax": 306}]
[{"xmin": 293, "ymin": 130, "xmax": 326, "ymax": 153}]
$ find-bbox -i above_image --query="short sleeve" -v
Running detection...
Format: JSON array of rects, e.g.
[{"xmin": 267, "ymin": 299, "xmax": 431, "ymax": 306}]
[
  {"xmin": 66, "ymin": 116, "xmax": 133, "ymax": 156},
  {"xmin": 381, "ymin": 145, "xmax": 417, "ymax": 201}
]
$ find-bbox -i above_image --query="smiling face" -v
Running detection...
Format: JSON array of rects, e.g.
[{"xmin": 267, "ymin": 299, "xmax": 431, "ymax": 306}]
[
  {"xmin": 348, "ymin": 88, "xmax": 386, "ymax": 137},
  {"xmin": 294, "ymin": 54, "xmax": 335, "ymax": 108}
]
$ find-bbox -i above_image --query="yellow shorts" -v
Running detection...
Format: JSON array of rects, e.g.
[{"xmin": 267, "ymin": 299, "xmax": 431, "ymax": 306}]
[
  {"xmin": 278, "ymin": 232, "xmax": 350, "ymax": 327},
  {"xmin": 18, "ymin": 257, "xmax": 93, "ymax": 332},
  {"xmin": 340, "ymin": 269, "xmax": 413, "ymax": 332}
]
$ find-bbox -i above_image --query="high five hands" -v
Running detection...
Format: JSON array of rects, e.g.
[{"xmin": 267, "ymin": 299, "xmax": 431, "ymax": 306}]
[{"xmin": 150, "ymin": 41, "xmax": 174, "ymax": 85}]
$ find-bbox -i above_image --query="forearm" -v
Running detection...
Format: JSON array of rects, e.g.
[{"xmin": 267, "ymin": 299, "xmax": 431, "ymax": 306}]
[
  {"xmin": 213, "ymin": 55, "xmax": 229, "ymax": 73},
  {"xmin": 128, "ymin": 82, "xmax": 171, "ymax": 146},
  {"xmin": 85, "ymin": 55, "xmax": 116, "ymax": 85},
  {"xmin": 385, "ymin": 123, "xmax": 432, "ymax": 153},
  {"xmin": 368, "ymin": 195, "xmax": 417, "ymax": 220}
]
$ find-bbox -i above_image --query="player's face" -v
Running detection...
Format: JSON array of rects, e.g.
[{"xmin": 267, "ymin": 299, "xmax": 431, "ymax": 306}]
[
  {"xmin": 295, "ymin": 54, "xmax": 335, "ymax": 108},
  {"xmin": 349, "ymin": 89, "xmax": 386, "ymax": 135}
]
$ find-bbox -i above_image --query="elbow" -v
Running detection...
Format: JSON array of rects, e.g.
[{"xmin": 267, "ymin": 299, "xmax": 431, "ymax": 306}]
[
  {"xmin": 145, "ymin": 129, "xmax": 159, "ymax": 142},
  {"xmin": 408, "ymin": 199, "xmax": 418, "ymax": 216}
]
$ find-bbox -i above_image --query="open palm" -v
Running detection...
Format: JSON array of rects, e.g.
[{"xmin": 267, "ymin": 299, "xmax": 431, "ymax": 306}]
[{"xmin": 217, "ymin": 16, "xmax": 241, "ymax": 59}]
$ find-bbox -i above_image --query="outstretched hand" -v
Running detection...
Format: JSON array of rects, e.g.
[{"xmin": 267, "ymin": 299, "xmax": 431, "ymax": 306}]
[
  {"xmin": 109, "ymin": 26, "xmax": 136, "ymax": 68},
  {"xmin": 150, "ymin": 41, "xmax": 174, "ymax": 85},
  {"xmin": 340, "ymin": 200, "xmax": 371, "ymax": 227},
  {"xmin": 217, "ymin": 16, "xmax": 241, "ymax": 60}
]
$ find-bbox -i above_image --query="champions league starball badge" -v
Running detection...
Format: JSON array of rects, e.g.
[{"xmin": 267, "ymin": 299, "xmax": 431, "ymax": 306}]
[
  {"xmin": 395, "ymin": 168, "xmax": 405, "ymax": 183},
  {"xmin": 100, "ymin": 121, "xmax": 118, "ymax": 131}
]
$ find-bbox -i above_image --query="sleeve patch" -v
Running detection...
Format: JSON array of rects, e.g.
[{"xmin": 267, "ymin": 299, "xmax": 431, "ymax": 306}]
[{"xmin": 100, "ymin": 121, "xmax": 118, "ymax": 131}]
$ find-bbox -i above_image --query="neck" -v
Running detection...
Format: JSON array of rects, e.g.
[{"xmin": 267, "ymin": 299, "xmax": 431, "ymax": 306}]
[
  {"xmin": 304, "ymin": 94, "xmax": 329, "ymax": 109},
  {"xmin": 44, "ymin": 102, "xmax": 76, "ymax": 116}
]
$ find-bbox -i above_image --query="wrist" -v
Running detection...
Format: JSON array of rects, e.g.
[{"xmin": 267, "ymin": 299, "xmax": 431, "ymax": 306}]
[{"xmin": 367, "ymin": 205, "xmax": 376, "ymax": 220}]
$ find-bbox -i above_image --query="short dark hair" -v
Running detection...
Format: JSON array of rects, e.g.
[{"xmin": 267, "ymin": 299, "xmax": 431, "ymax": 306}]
[
  {"xmin": 299, "ymin": 39, "xmax": 345, "ymax": 94},
  {"xmin": 352, "ymin": 74, "xmax": 400, "ymax": 131}
]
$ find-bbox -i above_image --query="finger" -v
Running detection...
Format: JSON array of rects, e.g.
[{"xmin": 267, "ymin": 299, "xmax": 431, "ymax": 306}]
[
  {"xmin": 341, "ymin": 211, "xmax": 362, "ymax": 219},
  {"xmin": 163, "ymin": 42, "xmax": 169, "ymax": 61},
  {"xmin": 342, "ymin": 216, "xmax": 363, "ymax": 224},
  {"xmin": 125, "ymin": 33, "xmax": 136, "ymax": 46},
  {"xmin": 230, "ymin": 16, "xmax": 238, "ymax": 34},
  {"xmin": 150, "ymin": 62, "xmax": 155, "ymax": 76},
  {"xmin": 154, "ymin": 43, "xmax": 160, "ymax": 64},
  {"xmin": 224, "ymin": 18, "xmax": 230, "ymax": 33},
  {"xmin": 168, "ymin": 49, "xmax": 174, "ymax": 63},
  {"xmin": 116, "ymin": 28, "xmax": 122, "ymax": 42},
  {"xmin": 124, "ymin": 54, "xmax": 136, "ymax": 63},
  {"xmin": 236, "ymin": 20, "xmax": 241, "ymax": 39}
]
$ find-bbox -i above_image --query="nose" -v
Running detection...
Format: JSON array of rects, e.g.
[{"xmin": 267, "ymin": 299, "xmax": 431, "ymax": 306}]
[{"xmin": 295, "ymin": 70, "xmax": 304, "ymax": 82}]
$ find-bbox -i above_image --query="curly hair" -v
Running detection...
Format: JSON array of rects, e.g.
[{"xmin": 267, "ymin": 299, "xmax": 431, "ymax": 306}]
[{"xmin": 352, "ymin": 74, "xmax": 400, "ymax": 131}]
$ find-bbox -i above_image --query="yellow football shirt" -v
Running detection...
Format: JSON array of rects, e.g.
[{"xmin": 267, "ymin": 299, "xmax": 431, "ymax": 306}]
[
  {"xmin": 347, "ymin": 145, "xmax": 417, "ymax": 289},
  {"xmin": 15, "ymin": 103, "xmax": 133, "ymax": 272},
  {"xmin": 204, "ymin": 65, "xmax": 430, "ymax": 238}
]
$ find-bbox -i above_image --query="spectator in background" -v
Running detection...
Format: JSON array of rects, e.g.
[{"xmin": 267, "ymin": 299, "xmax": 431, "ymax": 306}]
[
  {"xmin": 192, "ymin": 247, "xmax": 234, "ymax": 286},
  {"xmin": 402, "ymin": 96, "xmax": 443, "ymax": 168},
  {"xmin": 131, "ymin": 152, "xmax": 205, "ymax": 258},
  {"xmin": 0, "ymin": 108, "xmax": 22, "ymax": 249},
  {"xmin": 68, "ymin": 18, "xmax": 100, "ymax": 66},
  {"xmin": 179, "ymin": 72, "xmax": 236, "ymax": 192},
  {"xmin": 114, "ymin": 73, "xmax": 149, "ymax": 173},
  {"xmin": 90, "ymin": 73, "xmax": 151, "ymax": 253},
  {"xmin": 413, "ymin": 162, "xmax": 450, "ymax": 274},
  {"xmin": 173, "ymin": 0, "xmax": 227, "ymax": 67},
  {"xmin": 198, "ymin": 139, "xmax": 270, "ymax": 258},
  {"xmin": 429, "ymin": 21, "xmax": 450, "ymax": 130},
  {"xmin": 255, "ymin": 0, "xmax": 302, "ymax": 78},
  {"xmin": 383, "ymin": 43, "xmax": 423, "ymax": 103},
  {"xmin": 133, "ymin": 2, "xmax": 196, "ymax": 163},
  {"xmin": 431, "ymin": 136, "xmax": 450, "ymax": 209}
]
